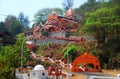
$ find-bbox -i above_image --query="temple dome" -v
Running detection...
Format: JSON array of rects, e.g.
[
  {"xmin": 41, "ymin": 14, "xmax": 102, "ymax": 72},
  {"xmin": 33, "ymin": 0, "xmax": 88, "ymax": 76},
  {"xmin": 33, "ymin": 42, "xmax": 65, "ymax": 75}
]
[{"xmin": 34, "ymin": 65, "xmax": 45, "ymax": 70}]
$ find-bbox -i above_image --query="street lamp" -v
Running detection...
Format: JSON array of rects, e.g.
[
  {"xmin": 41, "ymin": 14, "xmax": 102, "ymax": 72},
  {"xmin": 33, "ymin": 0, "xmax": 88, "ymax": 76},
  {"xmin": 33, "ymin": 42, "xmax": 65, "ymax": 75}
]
[
  {"xmin": 20, "ymin": 38, "xmax": 26, "ymax": 79},
  {"xmin": 66, "ymin": 43, "xmax": 70, "ymax": 79},
  {"xmin": 66, "ymin": 50, "xmax": 69, "ymax": 79}
]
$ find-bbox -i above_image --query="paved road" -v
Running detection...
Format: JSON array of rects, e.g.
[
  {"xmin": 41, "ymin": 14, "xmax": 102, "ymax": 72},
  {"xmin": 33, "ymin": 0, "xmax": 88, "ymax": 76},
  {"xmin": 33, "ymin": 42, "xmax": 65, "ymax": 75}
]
[
  {"xmin": 70, "ymin": 72, "xmax": 113, "ymax": 79},
  {"xmin": 73, "ymin": 72, "xmax": 111, "ymax": 76}
]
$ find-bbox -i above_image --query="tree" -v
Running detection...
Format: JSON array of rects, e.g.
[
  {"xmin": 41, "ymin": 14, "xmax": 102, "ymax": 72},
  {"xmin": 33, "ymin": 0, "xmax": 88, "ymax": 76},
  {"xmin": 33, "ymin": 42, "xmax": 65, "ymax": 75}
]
[
  {"xmin": 0, "ymin": 21, "xmax": 15, "ymax": 45},
  {"xmin": 18, "ymin": 12, "xmax": 30, "ymax": 32},
  {"xmin": 4, "ymin": 15, "xmax": 24, "ymax": 36},
  {"xmin": 0, "ymin": 34, "xmax": 30, "ymax": 79},
  {"xmin": 79, "ymin": 1, "xmax": 120, "ymax": 69},
  {"xmin": 4, "ymin": 15, "xmax": 17, "ymax": 29},
  {"xmin": 74, "ymin": 0, "xmax": 100, "ymax": 24},
  {"xmin": 0, "ymin": 22, "xmax": 8, "ymax": 31},
  {"xmin": 0, "ymin": 46, "xmax": 20, "ymax": 79},
  {"xmin": 88, "ymin": 0, "xmax": 96, "ymax": 6},
  {"xmin": 62, "ymin": 0, "xmax": 73, "ymax": 10},
  {"xmin": 18, "ymin": 12, "xmax": 30, "ymax": 27},
  {"xmin": 34, "ymin": 8, "xmax": 64, "ymax": 25}
]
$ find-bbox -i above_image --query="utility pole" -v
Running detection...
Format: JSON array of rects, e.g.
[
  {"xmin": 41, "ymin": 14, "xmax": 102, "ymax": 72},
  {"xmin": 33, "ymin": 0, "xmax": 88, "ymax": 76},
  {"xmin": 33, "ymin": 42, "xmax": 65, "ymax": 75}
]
[
  {"xmin": 20, "ymin": 38, "xmax": 26, "ymax": 79},
  {"xmin": 66, "ymin": 43, "xmax": 70, "ymax": 79}
]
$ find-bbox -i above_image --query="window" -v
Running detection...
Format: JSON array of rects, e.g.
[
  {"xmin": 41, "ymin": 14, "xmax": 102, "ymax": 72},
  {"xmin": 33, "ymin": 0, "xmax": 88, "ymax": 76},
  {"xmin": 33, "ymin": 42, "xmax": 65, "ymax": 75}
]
[{"xmin": 42, "ymin": 73, "xmax": 45, "ymax": 76}]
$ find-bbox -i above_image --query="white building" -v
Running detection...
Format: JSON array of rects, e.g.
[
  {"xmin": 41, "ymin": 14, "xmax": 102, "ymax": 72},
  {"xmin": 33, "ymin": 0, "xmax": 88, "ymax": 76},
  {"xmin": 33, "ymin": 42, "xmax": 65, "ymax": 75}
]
[{"xmin": 30, "ymin": 65, "xmax": 48, "ymax": 79}]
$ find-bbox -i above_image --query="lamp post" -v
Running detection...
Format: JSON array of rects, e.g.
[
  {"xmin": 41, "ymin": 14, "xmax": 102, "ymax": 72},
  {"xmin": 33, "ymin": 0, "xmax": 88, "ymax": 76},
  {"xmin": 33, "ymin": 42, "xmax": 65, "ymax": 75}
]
[
  {"xmin": 20, "ymin": 38, "xmax": 26, "ymax": 79},
  {"xmin": 66, "ymin": 50, "xmax": 69, "ymax": 79},
  {"xmin": 66, "ymin": 43, "xmax": 70, "ymax": 79}
]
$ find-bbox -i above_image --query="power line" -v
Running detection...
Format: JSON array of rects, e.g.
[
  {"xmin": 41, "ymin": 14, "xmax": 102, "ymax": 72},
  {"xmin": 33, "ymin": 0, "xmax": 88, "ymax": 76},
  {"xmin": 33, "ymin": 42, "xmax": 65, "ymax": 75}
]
[
  {"xmin": 0, "ymin": 14, "xmax": 8, "ymax": 16},
  {"xmin": 0, "ymin": 14, "xmax": 34, "ymax": 25}
]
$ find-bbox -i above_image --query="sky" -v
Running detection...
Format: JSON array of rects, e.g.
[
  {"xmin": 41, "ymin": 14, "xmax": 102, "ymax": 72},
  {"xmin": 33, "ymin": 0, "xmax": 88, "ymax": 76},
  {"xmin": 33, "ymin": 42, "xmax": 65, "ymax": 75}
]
[{"xmin": 0, "ymin": 0, "xmax": 87, "ymax": 26}]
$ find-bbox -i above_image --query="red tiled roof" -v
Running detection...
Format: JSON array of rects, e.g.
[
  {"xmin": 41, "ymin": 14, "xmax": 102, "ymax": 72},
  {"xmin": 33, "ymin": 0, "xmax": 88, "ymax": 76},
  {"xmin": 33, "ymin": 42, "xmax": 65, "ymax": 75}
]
[{"xmin": 24, "ymin": 29, "xmax": 33, "ymax": 34}]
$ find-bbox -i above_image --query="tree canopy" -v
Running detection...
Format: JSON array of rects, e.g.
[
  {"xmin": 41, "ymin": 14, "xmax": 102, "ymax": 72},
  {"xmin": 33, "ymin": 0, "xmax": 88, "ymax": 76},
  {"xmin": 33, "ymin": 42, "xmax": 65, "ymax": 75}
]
[
  {"xmin": 78, "ymin": 0, "xmax": 120, "ymax": 69},
  {"xmin": 34, "ymin": 8, "xmax": 64, "ymax": 25},
  {"xmin": 0, "ymin": 34, "xmax": 30, "ymax": 79},
  {"xmin": 18, "ymin": 12, "xmax": 30, "ymax": 27}
]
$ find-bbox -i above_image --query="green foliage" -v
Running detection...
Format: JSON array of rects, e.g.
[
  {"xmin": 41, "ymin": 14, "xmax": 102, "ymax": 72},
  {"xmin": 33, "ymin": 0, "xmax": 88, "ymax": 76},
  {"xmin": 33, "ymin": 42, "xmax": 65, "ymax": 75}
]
[
  {"xmin": 4, "ymin": 15, "xmax": 24, "ymax": 36},
  {"xmin": 10, "ymin": 21, "xmax": 23, "ymax": 36},
  {"xmin": 18, "ymin": 12, "xmax": 30, "ymax": 27},
  {"xmin": 63, "ymin": 44, "xmax": 77, "ymax": 58},
  {"xmin": 18, "ymin": 12, "xmax": 30, "ymax": 32},
  {"xmin": 74, "ymin": 0, "xmax": 101, "ymax": 24},
  {"xmin": 0, "ymin": 34, "xmax": 30, "ymax": 78},
  {"xmin": 15, "ymin": 34, "xmax": 30, "ymax": 65},
  {"xmin": 2, "ymin": 13, "xmax": 30, "ymax": 37},
  {"xmin": 78, "ymin": 0, "xmax": 120, "ymax": 69},
  {"xmin": 0, "ymin": 46, "xmax": 19, "ymax": 79},
  {"xmin": 0, "ymin": 22, "xmax": 8, "ymax": 31}
]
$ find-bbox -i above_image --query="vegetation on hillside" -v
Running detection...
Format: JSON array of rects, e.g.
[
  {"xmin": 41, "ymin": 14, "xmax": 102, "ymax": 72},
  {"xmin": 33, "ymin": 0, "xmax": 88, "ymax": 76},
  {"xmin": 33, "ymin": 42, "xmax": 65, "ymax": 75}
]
[
  {"xmin": 0, "ymin": 34, "xmax": 30, "ymax": 79},
  {"xmin": 0, "ymin": 0, "xmax": 120, "ymax": 78},
  {"xmin": 78, "ymin": 0, "xmax": 120, "ymax": 69}
]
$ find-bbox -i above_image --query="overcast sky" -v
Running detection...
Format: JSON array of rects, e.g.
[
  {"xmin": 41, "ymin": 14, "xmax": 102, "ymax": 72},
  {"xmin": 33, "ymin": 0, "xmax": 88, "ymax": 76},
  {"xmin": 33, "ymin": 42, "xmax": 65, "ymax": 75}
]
[{"xmin": 0, "ymin": 0, "xmax": 87, "ymax": 26}]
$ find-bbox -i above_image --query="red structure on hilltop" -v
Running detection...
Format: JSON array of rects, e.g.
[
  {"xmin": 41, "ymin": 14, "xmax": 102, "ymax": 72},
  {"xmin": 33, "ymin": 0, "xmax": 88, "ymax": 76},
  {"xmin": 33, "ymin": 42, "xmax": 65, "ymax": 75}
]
[
  {"xmin": 25, "ymin": 7, "xmax": 102, "ymax": 73},
  {"xmin": 32, "ymin": 7, "xmax": 78, "ymax": 39}
]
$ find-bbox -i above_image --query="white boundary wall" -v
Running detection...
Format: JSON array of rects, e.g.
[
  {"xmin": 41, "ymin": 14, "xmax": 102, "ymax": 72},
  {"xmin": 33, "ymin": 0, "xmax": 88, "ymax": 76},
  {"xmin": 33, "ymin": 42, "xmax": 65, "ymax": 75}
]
[
  {"xmin": 89, "ymin": 76, "xmax": 119, "ymax": 79},
  {"xmin": 30, "ymin": 70, "xmax": 48, "ymax": 79}
]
